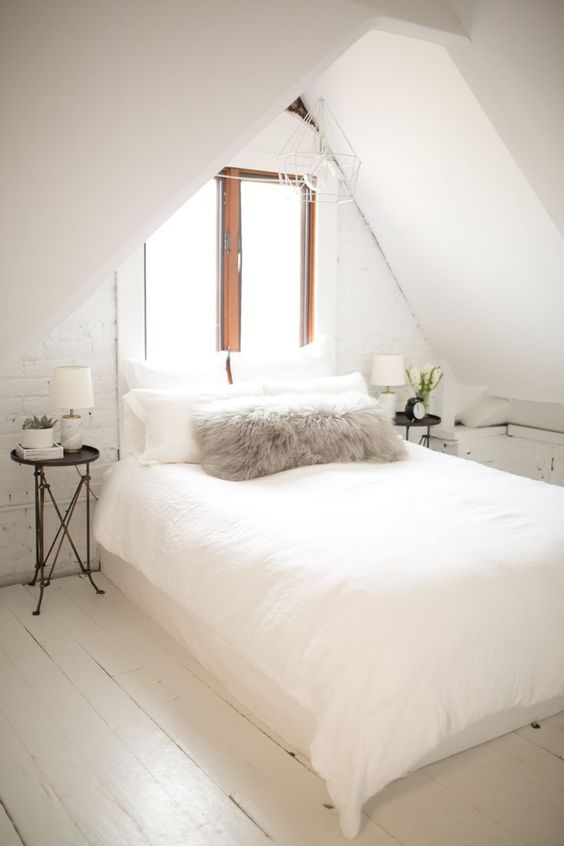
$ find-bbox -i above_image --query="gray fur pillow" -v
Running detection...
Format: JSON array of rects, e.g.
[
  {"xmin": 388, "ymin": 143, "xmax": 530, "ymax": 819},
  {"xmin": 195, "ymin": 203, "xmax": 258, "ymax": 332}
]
[{"xmin": 191, "ymin": 392, "xmax": 405, "ymax": 481}]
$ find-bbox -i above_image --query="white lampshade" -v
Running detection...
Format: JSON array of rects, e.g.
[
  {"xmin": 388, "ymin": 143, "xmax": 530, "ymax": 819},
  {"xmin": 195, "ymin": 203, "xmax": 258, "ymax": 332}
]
[
  {"xmin": 50, "ymin": 366, "xmax": 94, "ymax": 409},
  {"xmin": 370, "ymin": 354, "xmax": 405, "ymax": 387}
]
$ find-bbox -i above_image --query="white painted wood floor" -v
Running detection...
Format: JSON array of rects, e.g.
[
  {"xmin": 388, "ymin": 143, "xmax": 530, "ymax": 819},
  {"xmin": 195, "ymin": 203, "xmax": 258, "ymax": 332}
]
[{"xmin": 0, "ymin": 575, "xmax": 563, "ymax": 846}]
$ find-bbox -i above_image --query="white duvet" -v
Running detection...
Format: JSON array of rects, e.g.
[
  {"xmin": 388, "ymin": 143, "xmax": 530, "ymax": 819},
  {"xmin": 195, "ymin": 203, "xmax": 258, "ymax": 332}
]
[{"xmin": 95, "ymin": 444, "xmax": 564, "ymax": 837}]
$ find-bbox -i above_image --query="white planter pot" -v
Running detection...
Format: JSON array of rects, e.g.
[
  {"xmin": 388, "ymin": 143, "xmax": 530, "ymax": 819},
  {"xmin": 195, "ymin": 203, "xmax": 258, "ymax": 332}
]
[{"xmin": 21, "ymin": 427, "xmax": 56, "ymax": 448}]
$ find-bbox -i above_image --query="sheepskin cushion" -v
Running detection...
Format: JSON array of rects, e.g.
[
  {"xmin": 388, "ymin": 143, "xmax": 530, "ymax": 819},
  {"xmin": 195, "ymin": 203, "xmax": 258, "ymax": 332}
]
[{"xmin": 191, "ymin": 392, "xmax": 405, "ymax": 481}]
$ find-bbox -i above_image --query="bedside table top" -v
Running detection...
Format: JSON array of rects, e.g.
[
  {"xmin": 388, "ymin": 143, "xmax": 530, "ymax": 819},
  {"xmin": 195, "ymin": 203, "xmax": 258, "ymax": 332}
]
[
  {"xmin": 10, "ymin": 444, "xmax": 100, "ymax": 467},
  {"xmin": 394, "ymin": 413, "xmax": 441, "ymax": 427}
]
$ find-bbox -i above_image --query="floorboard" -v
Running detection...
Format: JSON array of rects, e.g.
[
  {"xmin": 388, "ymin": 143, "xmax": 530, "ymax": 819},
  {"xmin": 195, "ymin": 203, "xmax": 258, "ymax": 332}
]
[
  {"xmin": 0, "ymin": 587, "xmax": 266, "ymax": 846},
  {"xmin": 40, "ymin": 578, "xmax": 395, "ymax": 845},
  {"xmin": 60, "ymin": 572, "xmax": 306, "ymax": 763},
  {"xmin": 0, "ymin": 575, "xmax": 563, "ymax": 846},
  {"xmin": 518, "ymin": 712, "xmax": 564, "ymax": 760},
  {"xmin": 0, "ymin": 634, "xmax": 136, "ymax": 846},
  {"xmin": 366, "ymin": 769, "xmax": 526, "ymax": 846},
  {"xmin": 0, "ymin": 800, "xmax": 23, "ymax": 846}
]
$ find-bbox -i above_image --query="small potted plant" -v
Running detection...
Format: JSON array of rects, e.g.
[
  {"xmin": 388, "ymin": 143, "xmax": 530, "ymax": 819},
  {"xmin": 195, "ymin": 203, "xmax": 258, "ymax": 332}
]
[
  {"xmin": 405, "ymin": 365, "xmax": 444, "ymax": 414},
  {"xmin": 21, "ymin": 414, "xmax": 58, "ymax": 449}
]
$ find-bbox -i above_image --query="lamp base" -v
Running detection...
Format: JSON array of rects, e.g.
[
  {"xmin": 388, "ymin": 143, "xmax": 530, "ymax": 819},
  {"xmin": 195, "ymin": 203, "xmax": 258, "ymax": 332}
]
[
  {"xmin": 61, "ymin": 413, "xmax": 83, "ymax": 452},
  {"xmin": 379, "ymin": 391, "xmax": 396, "ymax": 418}
]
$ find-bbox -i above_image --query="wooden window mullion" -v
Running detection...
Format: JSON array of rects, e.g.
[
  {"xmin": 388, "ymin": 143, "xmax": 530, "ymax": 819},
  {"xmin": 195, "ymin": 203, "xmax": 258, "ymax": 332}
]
[
  {"xmin": 222, "ymin": 168, "xmax": 241, "ymax": 351},
  {"xmin": 299, "ymin": 187, "xmax": 316, "ymax": 346},
  {"xmin": 306, "ymin": 190, "xmax": 316, "ymax": 345}
]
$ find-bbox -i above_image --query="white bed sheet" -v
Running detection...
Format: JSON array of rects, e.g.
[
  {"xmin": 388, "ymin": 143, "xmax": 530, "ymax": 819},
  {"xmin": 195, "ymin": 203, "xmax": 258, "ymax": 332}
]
[{"xmin": 94, "ymin": 444, "xmax": 564, "ymax": 837}]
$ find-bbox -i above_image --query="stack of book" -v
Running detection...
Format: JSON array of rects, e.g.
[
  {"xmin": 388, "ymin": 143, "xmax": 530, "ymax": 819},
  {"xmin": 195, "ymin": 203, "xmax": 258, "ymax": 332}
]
[{"xmin": 15, "ymin": 443, "xmax": 64, "ymax": 460}]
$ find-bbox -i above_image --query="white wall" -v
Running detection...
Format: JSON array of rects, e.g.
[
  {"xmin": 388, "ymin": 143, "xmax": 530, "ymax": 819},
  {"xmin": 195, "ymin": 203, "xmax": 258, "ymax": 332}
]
[
  {"xmin": 0, "ymin": 1, "xmax": 466, "ymax": 374},
  {"xmin": 336, "ymin": 201, "xmax": 436, "ymax": 410},
  {"xmin": 6, "ymin": 2, "xmax": 562, "ymax": 422},
  {"xmin": 306, "ymin": 29, "xmax": 564, "ymax": 404},
  {"xmin": 117, "ymin": 111, "xmax": 439, "ymax": 421},
  {"xmin": 449, "ymin": 0, "xmax": 564, "ymax": 240},
  {"xmin": 507, "ymin": 401, "xmax": 564, "ymax": 434},
  {"xmin": 0, "ymin": 280, "xmax": 118, "ymax": 586}
]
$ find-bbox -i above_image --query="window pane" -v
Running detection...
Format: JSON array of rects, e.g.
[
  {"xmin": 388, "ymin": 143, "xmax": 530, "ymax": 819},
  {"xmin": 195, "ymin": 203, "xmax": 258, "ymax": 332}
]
[
  {"xmin": 240, "ymin": 181, "xmax": 302, "ymax": 352},
  {"xmin": 145, "ymin": 180, "xmax": 217, "ymax": 361}
]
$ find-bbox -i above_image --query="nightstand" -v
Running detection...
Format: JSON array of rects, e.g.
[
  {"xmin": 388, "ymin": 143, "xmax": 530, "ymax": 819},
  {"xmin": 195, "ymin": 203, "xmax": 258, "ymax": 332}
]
[
  {"xmin": 394, "ymin": 413, "xmax": 441, "ymax": 448},
  {"xmin": 10, "ymin": 445, "xmax": 105, "ymax": 615}
]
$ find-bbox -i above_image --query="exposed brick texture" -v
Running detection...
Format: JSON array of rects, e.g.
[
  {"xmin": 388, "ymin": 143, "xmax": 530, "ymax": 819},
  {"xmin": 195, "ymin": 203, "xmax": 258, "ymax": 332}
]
[
  {"xmin": 336, "ymin": 201, "xmax": 436, "ymax": 410},
  {"xmin": 0, "ymin": 206, "xmax": 438, "ymax": 586},
  {"xmin": 2, "ymin": 205, "xmax": 556, "ymax": 586},
  {"xmin": 0, "ymin": 279, "xmax": 118, "ymax": 586}
]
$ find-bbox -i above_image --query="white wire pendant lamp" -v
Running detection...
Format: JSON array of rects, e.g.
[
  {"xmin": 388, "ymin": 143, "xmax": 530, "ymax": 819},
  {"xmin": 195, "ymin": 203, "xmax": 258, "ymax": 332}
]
[{"xmin": 277, "ymin": 98, "xmax": 361, "ymax": 204}]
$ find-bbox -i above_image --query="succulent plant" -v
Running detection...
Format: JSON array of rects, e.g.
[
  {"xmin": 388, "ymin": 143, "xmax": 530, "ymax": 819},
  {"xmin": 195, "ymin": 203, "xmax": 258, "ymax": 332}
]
[{"xmin": 22, "ymin": 414, "xmax": 58, "ymax": 430}]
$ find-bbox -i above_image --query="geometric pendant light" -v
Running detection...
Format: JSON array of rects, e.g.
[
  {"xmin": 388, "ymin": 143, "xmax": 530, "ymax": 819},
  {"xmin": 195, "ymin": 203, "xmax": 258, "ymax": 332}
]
[{"xmin": 277, "ymin": 98, "xmax": 361, "ymax": 203}]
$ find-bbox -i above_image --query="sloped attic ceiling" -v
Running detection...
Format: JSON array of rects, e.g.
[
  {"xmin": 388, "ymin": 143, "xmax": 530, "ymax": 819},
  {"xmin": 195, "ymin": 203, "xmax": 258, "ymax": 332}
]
[
  {"xmin": 306, "ymin": 30, "xmax": 564, "ymax": 403},
  {"xmin": 0, "ymin": 0, "xmax": 371, "ymax": 371},
  {"xmin": 0, "ymin": 0, "xmax": 465, "ymax": 372}
]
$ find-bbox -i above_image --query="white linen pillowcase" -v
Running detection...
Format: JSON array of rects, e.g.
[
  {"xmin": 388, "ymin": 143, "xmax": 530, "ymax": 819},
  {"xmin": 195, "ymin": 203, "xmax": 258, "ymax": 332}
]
[
  {"xmin": 123, "ymin": 379, "xmax": 264, "ymax": 465},
  {"xmin": 120, "ymin": 373, "xmax": 366, "ymax": 459},
  {"xmin": 263, "ymin": 371, "xmax": 368, "ymax": 396},
  {"xmin": 121, "ymin": 395, "xmax": 146, "ymax": 458},
  {"xmin": 123, "ymin": 337, "xmax": 334, "ymax": 390},
  {"xmin": 122, "ymin": 352, "xmax": 228, "ymax": 390},
  {"xmin": 228, "ymin": 335, "xmax": 335, "ymax": 382}
]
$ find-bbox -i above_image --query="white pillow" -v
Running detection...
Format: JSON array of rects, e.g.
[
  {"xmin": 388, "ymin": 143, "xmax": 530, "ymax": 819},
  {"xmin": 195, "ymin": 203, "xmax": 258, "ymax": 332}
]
[
  {"xmin": 123, "ymin": 380, "xmax": 264, "ymax": 465},
  {"xmin": 458, "ymin": 396, "xmax": 510, "ymax": 427},
  {"xmin": 121, "ymin": 395, "xmax": 146, "ymax": 458},
  {"xmin": 229, "ymin": 335, "xmax": 335, "ymax": 383},
  {"xmin": 263, "ymin": 371, "xmax": 367, "ymax": 396},
  {"xmin": 121, "ymin": 352, "xmax": 228, "ymax": 390}
]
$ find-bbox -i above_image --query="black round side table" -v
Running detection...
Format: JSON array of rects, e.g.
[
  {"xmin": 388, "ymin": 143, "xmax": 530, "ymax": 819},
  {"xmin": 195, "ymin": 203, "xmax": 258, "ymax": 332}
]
[
  {"xmin": 10, "ymin": 445, "xmax": 105, "ymax": 615},
  {"xmin": 394, "ymin": 413, "xmax": 441, "ymax": 448}
]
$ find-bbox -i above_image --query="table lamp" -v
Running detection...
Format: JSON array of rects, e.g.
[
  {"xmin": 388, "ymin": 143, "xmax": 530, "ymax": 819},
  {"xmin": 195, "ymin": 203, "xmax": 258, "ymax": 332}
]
[
  {"xmin": 371, "ymin": 354, "xmax": 405, "ymax": 417},
  {"xmin": 50, "ymin": 366, "xmax": 94, "ymax": 452}
]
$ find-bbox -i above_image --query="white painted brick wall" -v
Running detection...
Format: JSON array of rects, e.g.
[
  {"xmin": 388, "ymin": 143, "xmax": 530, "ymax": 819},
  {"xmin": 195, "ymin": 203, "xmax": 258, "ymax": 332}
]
[
  {"xmin": 336, "ymin": 203, "xmax": 564, "ymax": 481},
  {"xmin": 336, "ymin": 201, "xmax": 436, "ymax": 410},
  {"xmin": 0, "ymin": 278, "xmax": 118, "ymax": 586},
  {"xmin": 3, "ymin": 200, "xmax": 552, "ymax": 590}
]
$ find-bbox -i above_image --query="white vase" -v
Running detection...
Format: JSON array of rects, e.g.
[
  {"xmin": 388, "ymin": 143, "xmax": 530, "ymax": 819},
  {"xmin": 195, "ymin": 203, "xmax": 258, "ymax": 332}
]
[
  {"xmin": 60, "ymin": 414, "xmax": 83, "ymax": 452},
  {"xmin": 379, "ymin": 391, "xmax": 396, "ymax": 418},
  {"xmin": 21, "ymin": 427, "xmax": 56, "ymax": 448}
]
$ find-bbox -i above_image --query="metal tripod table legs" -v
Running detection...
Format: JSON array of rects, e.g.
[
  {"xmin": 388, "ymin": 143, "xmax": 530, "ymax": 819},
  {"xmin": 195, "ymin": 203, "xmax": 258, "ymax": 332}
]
[{"xmin": 28, "ymin": 461, "xmax": 104, "ymax": 615}]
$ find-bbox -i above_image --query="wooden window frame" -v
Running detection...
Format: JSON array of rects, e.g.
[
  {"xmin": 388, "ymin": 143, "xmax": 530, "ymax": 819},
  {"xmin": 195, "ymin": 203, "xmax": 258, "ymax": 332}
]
[{"xmin": 217, "ymin": 167, "xmax": 315, "ymax": 351}]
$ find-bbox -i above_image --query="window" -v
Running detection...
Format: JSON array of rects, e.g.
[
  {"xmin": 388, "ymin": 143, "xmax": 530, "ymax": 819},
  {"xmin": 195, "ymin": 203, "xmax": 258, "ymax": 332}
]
[
  {"xmin": 145, "ymin": 168, "xmax": 315, "ymax": 360},
  {"xmin": 145, "ymin": 179, "xmax": 219, "ymax": 360}
]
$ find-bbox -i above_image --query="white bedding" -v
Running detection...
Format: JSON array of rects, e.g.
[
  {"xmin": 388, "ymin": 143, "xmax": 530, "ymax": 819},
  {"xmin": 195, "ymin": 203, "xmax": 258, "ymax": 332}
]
[{"xmin": 94, "ymin": 444, "xmax": 564, "ymax": 837}]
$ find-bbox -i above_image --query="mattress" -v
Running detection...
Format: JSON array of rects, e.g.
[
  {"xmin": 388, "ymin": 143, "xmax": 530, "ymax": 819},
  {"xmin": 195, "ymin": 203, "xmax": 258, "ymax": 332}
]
[
  {"xmin": 94, "ymin": 445, "xmax": 564, "ymax": 837},
  {"xmin": 100, "ymin": 546, "xmax": 564, "ymax": 766}
]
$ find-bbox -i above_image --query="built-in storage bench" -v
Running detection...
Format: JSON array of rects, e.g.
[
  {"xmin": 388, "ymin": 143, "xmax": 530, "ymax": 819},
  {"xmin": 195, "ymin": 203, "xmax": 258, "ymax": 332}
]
[{"xmin": 431, "ymin": 424, "xmax": 564, "ymax": 486}]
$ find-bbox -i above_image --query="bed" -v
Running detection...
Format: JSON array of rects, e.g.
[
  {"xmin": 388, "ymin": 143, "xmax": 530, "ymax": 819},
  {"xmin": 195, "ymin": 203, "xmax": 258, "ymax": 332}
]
[{"xmin": 94, "ymin": 440, "xmax": 564, "ymax": 838}]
